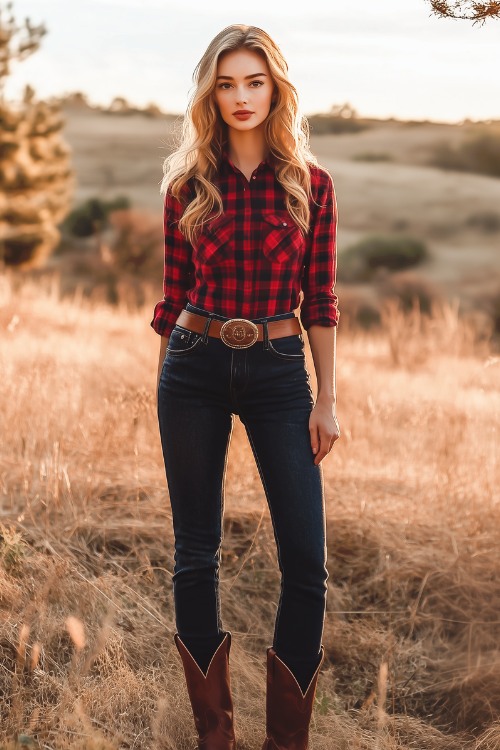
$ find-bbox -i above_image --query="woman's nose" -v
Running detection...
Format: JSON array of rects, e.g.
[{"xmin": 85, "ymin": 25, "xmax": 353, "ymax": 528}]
[{"xmin": 236, "ymin": 89, "xmax": 248, "ymax": 105}]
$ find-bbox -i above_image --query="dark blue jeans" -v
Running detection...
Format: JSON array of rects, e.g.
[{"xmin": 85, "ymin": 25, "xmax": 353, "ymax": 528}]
[{"xmin": 157, "ymin": 302, "xmax": 328, "ymax": 675}]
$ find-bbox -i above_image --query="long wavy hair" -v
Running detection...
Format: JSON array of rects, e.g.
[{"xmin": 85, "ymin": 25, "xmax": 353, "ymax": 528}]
[{"xmin": 160, "ymin": 25, "xmax": 321, "ymax": 246}]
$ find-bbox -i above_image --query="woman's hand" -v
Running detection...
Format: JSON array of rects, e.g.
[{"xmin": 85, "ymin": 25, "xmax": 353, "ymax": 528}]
[
  {"xmin": 309, "ymin": 396, "xmax": 340, "ymax": 465},
  {"xmin": 306, "ymin": 324, "xmax": 339, "ymax": 464}
]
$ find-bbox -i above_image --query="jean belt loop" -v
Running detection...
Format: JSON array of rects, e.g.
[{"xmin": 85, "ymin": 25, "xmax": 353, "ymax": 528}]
[
  {"xmin": 202, "ymin": 314, "xmax": 213, "ymax": 344},
  {"xmin": 263, "ymin": 319, "xmax": 270, "ymax": 350}
]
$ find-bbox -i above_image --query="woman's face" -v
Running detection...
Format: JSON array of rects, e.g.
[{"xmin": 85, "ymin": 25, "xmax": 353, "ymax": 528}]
[{"xmin": 214, "ymin": 48, "xmax": 275, "ymax": 132}]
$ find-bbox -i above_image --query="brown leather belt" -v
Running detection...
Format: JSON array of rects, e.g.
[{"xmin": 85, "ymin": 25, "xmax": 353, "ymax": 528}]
[{"xmin": 176, "ymin": 309, "xmax": 302, "ymax": 349}]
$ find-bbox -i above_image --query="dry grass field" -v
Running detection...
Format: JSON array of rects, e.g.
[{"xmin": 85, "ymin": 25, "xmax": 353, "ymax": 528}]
[{"xmin": 0, "ymin": 269, "xmax": 499, "ymax": 749}]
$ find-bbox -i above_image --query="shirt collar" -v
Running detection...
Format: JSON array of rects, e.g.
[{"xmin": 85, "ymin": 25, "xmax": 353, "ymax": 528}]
[{"xmin": 221, "ymin": 147, "xmax": 273, "ymax": 176}]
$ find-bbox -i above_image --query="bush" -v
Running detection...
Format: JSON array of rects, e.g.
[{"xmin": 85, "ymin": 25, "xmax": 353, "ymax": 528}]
[
  {"xmin": 3, "ymin": 233, "xmax": 48, "ymax": 266},
  {"xmin": 379, "ymin": 272, "xmax": 441, "ymax": 315},
  {"xmin": 108, "ymin": 208, "xmax": 162, "ymax": 279},
  {"xmin": 62, "ymin": 195, "xmax": 131, "ymax": 237},
  {"xmin": 485, "ymin": 289, "xmax": 500, "ymax": 335},
  {"xmin": 465, "ymin": 211, "xmax": 500, "ymax": 233},
  {"xmin": 430, "ymin": 131, "xmax": 500, "ymax": 178},
  {"xmin": 338, "ymin": 235, "xmax": 429, "ymax": 283},
  {"xmin": 351, "ymin": 152, "xmax": 393, "ymax": 162},
  {"xmin": 307, "ymin": 114, "xmax": 371, "ymax": 135}
]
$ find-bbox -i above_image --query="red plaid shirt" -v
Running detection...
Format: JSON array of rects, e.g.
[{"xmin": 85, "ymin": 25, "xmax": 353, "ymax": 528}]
[{"xmin": 150, "ymin": 150, "xmax": 339, "ymax": 338}]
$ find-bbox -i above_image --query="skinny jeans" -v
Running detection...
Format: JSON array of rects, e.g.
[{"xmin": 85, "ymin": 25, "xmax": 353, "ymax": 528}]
[{"xmin": 157, "ymin": 301, "xmax": 328, "ymax": 668}]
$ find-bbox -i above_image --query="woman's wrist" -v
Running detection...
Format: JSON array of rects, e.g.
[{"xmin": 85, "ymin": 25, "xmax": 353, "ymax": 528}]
[{"xmin": 316, "ymin": 391, "xmax": 336, "ymax": 407}]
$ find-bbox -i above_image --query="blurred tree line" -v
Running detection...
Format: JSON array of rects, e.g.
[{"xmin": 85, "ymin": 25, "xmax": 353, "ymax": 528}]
[{"xmin": 0, "ymin": 1, "xmax": 74, "ymax": 269}]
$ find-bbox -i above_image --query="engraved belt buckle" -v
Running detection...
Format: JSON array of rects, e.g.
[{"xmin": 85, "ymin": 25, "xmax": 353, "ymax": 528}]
[{"xmin": 220, "ymin": 318, "xmax": 259, "ymax": 349}]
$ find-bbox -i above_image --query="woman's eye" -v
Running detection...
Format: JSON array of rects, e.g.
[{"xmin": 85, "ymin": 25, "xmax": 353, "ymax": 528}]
[{"xmin": 217, "ymin": 81, "xmax": 264, "ymax": 90}]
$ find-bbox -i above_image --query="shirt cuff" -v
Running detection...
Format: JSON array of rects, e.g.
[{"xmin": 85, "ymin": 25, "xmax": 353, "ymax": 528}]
[
  {"xmin": 150, "ymin": 299, "xmax": 181, "ymax": 337},
  {"xmin": 300, "ymin": 296, "xmax": 340, "ymax": 330}
]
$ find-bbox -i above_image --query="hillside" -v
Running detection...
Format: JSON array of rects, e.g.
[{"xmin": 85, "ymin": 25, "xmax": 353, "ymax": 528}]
[{"xmin": 54, "ymin": 106, "xmax": 500, "ymax": 326}]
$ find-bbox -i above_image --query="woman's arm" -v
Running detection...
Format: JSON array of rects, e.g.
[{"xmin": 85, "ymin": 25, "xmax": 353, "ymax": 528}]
[
  {"xmin": 152, "ymin": 184, "xmax": 194, "ymax": 401},
  {"xmin": 300, "ymin": 166, "xmax": 341, "ymax": 465},
  {"xmin": 150, "ymin": 184, "xmax": 194, "ymax": 339},
  {"xmin": 307, "ymin": 324, "xmax": 340, "ymax": 466}
]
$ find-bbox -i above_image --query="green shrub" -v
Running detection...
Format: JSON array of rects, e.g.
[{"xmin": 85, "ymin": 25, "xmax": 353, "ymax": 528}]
[
  {"xmin": 338, "ymin": 235, "xmax": 428, "ymax": 283},
  {"xmin": 62, "ymin": 195, "xmax": 131, "ymax": 237}
]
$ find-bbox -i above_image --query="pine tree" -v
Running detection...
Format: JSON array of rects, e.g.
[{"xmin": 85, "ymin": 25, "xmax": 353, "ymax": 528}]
[{"xmin": 0, "ymin": 1, "xmax": 75, "ymax": 269}]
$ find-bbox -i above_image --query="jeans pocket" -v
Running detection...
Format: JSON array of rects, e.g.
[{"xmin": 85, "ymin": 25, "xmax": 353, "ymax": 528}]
[
  {"xmin": 266, "ymin": 333, "xmax": 305, "ymax": 360},
  {"xmin": 166, "ymin": 325, "xmax": 204, "ymax": 357}
]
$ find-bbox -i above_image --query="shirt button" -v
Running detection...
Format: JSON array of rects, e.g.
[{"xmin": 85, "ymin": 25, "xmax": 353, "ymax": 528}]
[
  {"xmin": 283, "ymin": 222, "xmax": 287, "ymax": 226},
  {"xmin": 252, "ymin": 175, "xmax": 256, "ymax": 179}
]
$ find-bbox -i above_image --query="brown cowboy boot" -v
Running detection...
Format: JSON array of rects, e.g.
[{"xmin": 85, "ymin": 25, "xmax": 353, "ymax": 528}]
[
  {"xmin": 174, "ymin": 631, "xmax": 236, "ymax": 750},
  {"xmin": 261, "ymin": 646, "xmax": 324, "ymax": 750}
]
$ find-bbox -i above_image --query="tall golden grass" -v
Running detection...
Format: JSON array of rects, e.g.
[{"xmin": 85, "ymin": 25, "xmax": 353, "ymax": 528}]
[{"xmin": 0, "ymin": 270, "xmax": 499, "ymax": 749}]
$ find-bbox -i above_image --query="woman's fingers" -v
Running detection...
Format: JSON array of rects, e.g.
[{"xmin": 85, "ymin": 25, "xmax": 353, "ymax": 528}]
[
  {"xmin": 316, "ymin": 431, "xmax": 330, "ymax": 465},
  {"xmin": 310, "ymin": 422, "xmax": 320, "ymax": 455},
  {"xmin": 309, "ymin": 413, "xmax": 340, "ymax": 465},
  {"xmin": 309, "ymin": 422, "xmax": 328, "ymax": 465}
]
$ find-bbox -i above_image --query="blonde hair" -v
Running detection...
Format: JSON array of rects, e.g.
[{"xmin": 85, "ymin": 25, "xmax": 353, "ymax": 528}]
[{"xmin": 160, "ymin": 24, "xmax": 319, "ymax": 246}]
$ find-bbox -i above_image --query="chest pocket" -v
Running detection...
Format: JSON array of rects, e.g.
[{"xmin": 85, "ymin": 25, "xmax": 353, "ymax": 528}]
[
  {"xmin": 261, "ymin": 211, "xmax": 304, "ymax": 264},
  {"xmin": 192, "ymin": 211, "xmax": 234, "ymax": 265}
]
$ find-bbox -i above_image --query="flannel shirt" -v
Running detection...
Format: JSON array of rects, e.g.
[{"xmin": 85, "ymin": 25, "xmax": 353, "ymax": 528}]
[{"xmin": 150, "ymin": 149, "xmax": 339, "ymax": 338}]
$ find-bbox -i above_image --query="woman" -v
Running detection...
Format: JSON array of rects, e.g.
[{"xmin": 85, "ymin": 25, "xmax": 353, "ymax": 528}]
[{"xmin": 151, "ymin": 24, "xmax": 340, "ymax": 750}]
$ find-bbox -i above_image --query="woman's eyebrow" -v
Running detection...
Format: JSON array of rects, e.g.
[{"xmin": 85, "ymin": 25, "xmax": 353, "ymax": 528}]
[{"xmin": 216, "ymin": 73, "xmax": 267, "ymax": 80}]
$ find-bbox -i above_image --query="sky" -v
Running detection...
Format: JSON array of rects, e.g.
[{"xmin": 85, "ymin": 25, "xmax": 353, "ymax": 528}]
[{"xmin": 3, "ymin": 0, "xmax": 500, "ymax": 123}]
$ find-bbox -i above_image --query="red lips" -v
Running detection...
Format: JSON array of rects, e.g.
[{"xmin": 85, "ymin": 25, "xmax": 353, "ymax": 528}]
[{"xmin": 233, "ymin": 110, "xmax": 253, "ymax": 115}]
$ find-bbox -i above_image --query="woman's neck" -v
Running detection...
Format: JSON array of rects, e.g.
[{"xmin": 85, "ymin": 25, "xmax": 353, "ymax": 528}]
[{"xmin": 226, "ymin": 128, "xmax": 269, "ymax": 173}]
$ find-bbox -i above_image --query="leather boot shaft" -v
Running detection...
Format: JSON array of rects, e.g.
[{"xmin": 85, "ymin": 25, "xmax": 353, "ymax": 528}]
[
  {"xmin": 261, "ymin": 646, "xmax": 324, "ymax": 750},
  {"xmin": 175, "ymin": 631, "xmax": 237, "ymax": 750}
]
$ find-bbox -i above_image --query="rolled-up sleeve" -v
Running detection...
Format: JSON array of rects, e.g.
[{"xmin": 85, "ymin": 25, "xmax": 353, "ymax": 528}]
[
  {"xmin": 150, "ymin": 185, "xmax": 193, "ymax": 337},
  {"xmin": 300, "ymin": 167, "xmax": 340, "ymax": 330}
]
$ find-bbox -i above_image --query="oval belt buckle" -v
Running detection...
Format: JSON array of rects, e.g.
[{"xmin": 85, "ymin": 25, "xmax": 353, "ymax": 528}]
[{"xmin": 220, "ymin": 318, "xmax": 259, "ymax": 349}]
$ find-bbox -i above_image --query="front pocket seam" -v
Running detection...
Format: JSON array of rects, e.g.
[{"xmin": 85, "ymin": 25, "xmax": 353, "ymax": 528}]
[
  {"xmin": 166, "ymin": 336, "xmax": 203, "ymax": 356},
  {"xmin": 266, "ymin": 337, "xmax": 305, "ymax": 360}
]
